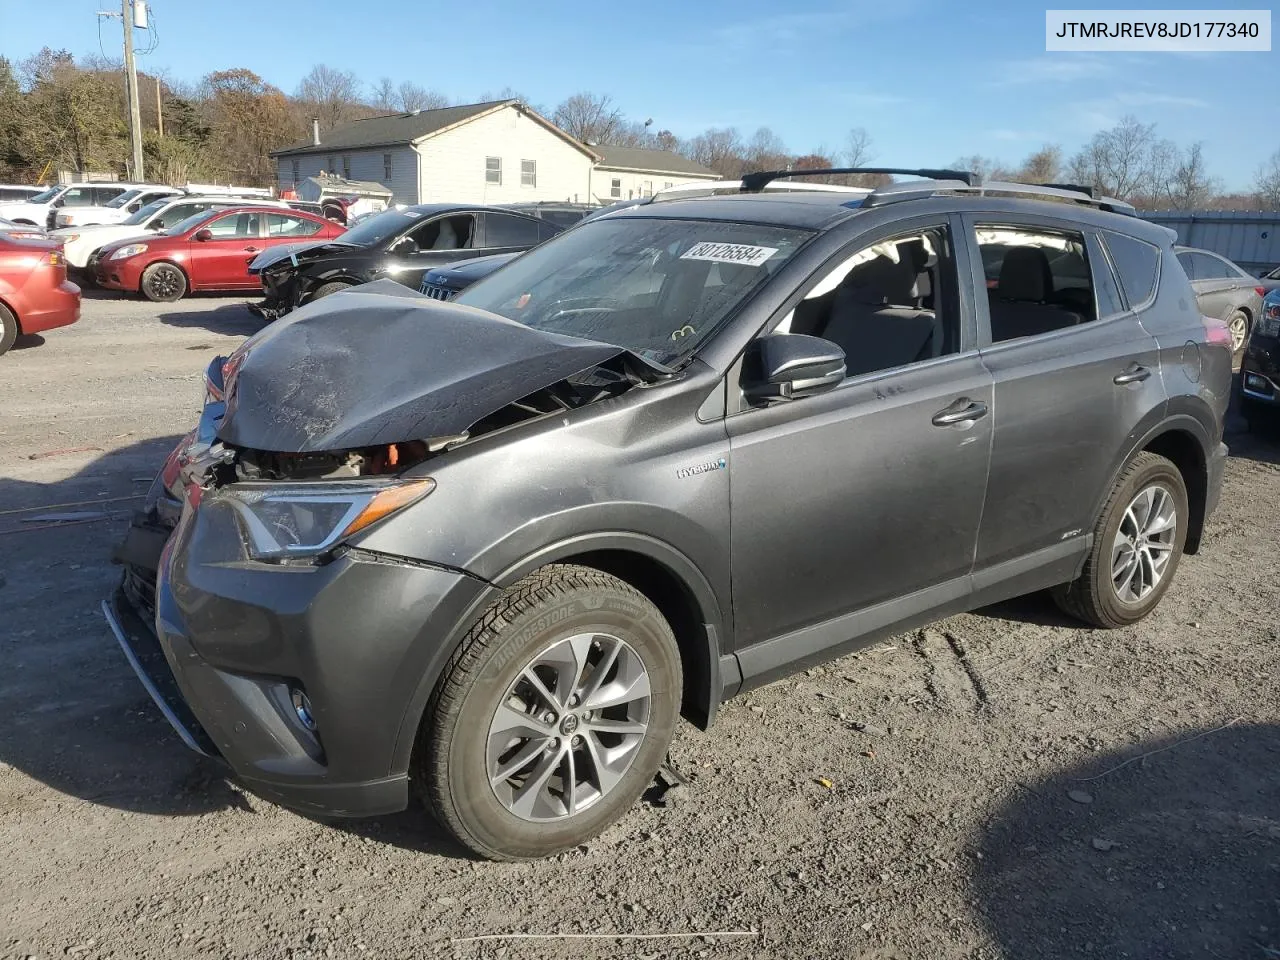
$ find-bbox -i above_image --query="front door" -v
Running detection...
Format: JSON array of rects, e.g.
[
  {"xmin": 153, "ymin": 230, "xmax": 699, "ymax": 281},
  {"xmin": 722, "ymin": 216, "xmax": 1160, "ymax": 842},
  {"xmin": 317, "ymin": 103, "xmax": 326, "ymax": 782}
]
[
  {"xmin": 963, "ymin": 214, "xmax": 1167, "ymax": 580},
  {"xmin": 187, "ymin": 211, "xmax": 265, "ymax": 289},
  {"xmin": 727, "ymin": 218, "xmax": 993, "ymax": 682},
  {"xmin": 383, "ymin": 213, "xmax": 481, "ymax": 288}
]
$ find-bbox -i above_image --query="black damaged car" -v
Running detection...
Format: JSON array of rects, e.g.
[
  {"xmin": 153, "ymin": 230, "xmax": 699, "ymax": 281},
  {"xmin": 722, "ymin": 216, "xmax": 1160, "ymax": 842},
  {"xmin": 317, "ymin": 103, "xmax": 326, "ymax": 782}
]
[
  {"xmin": 248, "ymin": 204, "xmax": 562, "ymax": 319},
  {"xmin": 107, "ymin": 169, "xmax": 1230, "ymax": 861}
]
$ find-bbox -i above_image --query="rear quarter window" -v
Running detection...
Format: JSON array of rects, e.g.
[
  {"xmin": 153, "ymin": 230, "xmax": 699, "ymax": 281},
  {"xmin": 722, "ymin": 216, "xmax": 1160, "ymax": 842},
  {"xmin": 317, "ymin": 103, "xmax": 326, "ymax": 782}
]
[{"xmin": 1102, "ymin": 232, "xmax": 1161, "ymax": 309}]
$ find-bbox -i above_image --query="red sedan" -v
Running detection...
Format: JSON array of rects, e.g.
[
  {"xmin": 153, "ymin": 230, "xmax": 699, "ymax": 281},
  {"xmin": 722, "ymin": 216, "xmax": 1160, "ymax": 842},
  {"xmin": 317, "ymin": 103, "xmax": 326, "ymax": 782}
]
[
  {"xmin": 94, "ymin": 206, "xmax": 345, "ymax": 302},
  {"xmin": 0, "ymin": 236, "xmax": 80, "ymax": 356}
]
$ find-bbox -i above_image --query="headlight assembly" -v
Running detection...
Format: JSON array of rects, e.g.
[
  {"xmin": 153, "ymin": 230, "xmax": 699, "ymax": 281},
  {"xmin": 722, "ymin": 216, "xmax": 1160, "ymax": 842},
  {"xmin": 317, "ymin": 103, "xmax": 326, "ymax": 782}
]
[
  {"xmin": 221, "ymin": 478, "xmax": 434, "ymax": 560},
  {"xmin": 110, "ymin": 243, "xmax": 148, "ymax": 260}
]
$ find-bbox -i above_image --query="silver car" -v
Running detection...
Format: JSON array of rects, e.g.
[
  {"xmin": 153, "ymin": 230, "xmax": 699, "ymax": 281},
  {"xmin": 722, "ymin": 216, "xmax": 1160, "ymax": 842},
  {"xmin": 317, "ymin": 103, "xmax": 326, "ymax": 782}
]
[{"xmin": 1175, "ymin": 245, "xmax": 1265, "ymax": 355}]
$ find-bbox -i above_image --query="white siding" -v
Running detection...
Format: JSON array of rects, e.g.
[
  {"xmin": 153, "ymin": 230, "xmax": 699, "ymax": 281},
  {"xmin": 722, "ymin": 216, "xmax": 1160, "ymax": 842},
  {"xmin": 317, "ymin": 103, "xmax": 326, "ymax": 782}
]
[
  {"xmin": 589, "ymin": 167, "xmax": 718, "ymax": 204},
  {"xmin": 416, "ymin": 107, "xmax": 593, "ymax": 204},
  {"xmin": 276, "ymin": 146, "xmax": 418, "ymax": 204}
]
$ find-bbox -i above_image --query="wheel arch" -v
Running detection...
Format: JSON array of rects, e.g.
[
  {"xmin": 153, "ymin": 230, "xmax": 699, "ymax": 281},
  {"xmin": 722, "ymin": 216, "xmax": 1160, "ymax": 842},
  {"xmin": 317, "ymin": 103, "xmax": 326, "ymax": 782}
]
[
  {"xmin": 139, "ymin": 258, "xmax": 190, "ymax": 294},
  {"xmin": 0, "ymin": 295, "xmax": 22, "ymax": 334}
]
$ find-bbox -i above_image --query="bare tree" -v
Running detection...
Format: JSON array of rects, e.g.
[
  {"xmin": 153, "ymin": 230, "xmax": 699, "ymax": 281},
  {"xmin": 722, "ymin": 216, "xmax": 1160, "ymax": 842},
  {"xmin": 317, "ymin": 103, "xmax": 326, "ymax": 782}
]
[
  {"xmin": 296, "ymin": 64, "xmax": 362, "ymax": 132},
  {"xmin": 553, "ymin": 92, "xmax": 624, "ymax": 144},
  {"xmin": 396, "ymin": 81, "xmax": 449, "ymax": 112},
  {"xmin": 682, "ymin": 127, "xmax": 745, "ymax": 178},
  {"xmin": 844, "ymin": 127, "xmax": 874, "ymax": 166},
  {"xmin": 1255, "ymin": 148, "xmax": 1280, "ymax": 210},
  {"xmin": 653, "ymin": 129, "xmax": 679, "ymax": 152},
  {"xmin": 372, "ymin": 77, "xmax": 397, "ymax": 112},
  {"xmin": 1067, "ymin": 115, "xmax": 1158, "ymax": 200},
  {"xmin": 1152, "ymin": 141, "xmax": 1219, "ymax": 208},
  {"xmin": 1016, "ymin": 144, "xmax": 1063, "ymax": 184},
  {"xmin": 743, "ymin": 127, "xmax": 789, "ymax": 172},
  {"xmin": 951, "ymin": 154, "xmax": 1009, "ymax": 182}
]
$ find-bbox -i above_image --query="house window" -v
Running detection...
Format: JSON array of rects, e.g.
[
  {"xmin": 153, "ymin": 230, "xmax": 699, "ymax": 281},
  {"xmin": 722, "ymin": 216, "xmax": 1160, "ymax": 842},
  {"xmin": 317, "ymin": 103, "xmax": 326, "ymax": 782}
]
[
  {"xmin": 342, "ymin": 156, "xmax": 351, "ymax": 179},
  {"xmin": 486, "ymin": 157, "xmax": 502, "ymax": 185},
  {"xmin": 610, "ymin": 178, "xmax": 621, "ymax": 198},
  {"xmin": 663, "ymin": 181, "xmax": 673, "ymax": 189},
  {"xmin": 291, "ymin": 160, "xmax": 299, "ymax": 184},
  {"xmin": 521, "ymin": 159, "xmax": 536, "ymax": 187},
  {"xmin": 383, "ymin": 153, "xmax": 393, "ymax": 180},
  {"xmin": 643, "ymin": 180, "xmax": 653, "ymax": 197},
  {"xmin": 327, "ymin": 156, "xmax": 335, "ymax": 174}
]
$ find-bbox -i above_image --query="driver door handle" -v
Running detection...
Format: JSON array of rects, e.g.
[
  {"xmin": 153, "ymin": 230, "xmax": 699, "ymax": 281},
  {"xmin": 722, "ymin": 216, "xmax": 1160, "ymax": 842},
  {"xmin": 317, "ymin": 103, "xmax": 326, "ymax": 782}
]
[
  {"xmin": 932, "ymin": 398, "xmax": 988, "ymax": 427},
  {"xmin": 1113, "ymin": 364, "xmax": 1151, "ymax": 385},
  {"xmin": 244, "ymin": 246, "xmax": 260, "ymax": 253}
]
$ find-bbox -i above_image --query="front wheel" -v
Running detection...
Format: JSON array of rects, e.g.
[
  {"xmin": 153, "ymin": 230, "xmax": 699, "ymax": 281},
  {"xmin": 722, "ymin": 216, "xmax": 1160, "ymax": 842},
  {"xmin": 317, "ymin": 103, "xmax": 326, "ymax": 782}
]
[
  {"xmin": 1052, "ymin": 451, "xmax": 1188, "ymax": 628},
  {"xmin": 415, "ymin": 565, "xmax": 682, "ymax": 861},
  {"xmin": 139, "ymin": 262, "xmax": 187, "ymax": 302},
  {"xmin": 307, "ymin": 281, "xmax": 352, "ymax": 303}
]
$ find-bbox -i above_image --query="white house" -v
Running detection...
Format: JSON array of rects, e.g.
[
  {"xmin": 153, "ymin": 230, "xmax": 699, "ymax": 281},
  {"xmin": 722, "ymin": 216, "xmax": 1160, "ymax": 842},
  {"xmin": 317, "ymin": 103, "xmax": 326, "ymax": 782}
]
[{"xmin": 271, "ymin": 100, "xmax": 718, "ymax": 207}]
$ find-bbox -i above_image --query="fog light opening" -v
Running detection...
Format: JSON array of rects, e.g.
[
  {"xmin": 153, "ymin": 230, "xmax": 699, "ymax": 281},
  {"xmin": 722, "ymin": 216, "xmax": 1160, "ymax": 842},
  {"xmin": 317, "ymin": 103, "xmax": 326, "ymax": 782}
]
[{"xmin": 290, "ymin": 687, "xmax": 317, "ymax": 731}]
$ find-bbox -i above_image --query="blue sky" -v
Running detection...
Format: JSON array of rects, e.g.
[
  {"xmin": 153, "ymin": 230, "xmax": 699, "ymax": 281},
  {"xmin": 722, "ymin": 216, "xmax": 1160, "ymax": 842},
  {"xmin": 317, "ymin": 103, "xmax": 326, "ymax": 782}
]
[{"xmin": 1, "ymin": 0, "xmax": 1276, "ymax": 189}]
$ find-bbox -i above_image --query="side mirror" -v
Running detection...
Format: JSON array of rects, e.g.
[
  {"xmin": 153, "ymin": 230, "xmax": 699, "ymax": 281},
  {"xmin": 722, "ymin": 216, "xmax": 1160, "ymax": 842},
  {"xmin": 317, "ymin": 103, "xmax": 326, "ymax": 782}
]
[
  {"xmin": 744, "ymin": 333, "xmax": 846, "ymax": 403},
  {"xmin": 128, "ymin": 201, "xmax": 141, "ymax": 212},
  {"xmin": 147, "ymin": 220, "xmax": 164, "ymax": 230},
  {"xmin": 194, "ymin": 228, "xmax": 213, "ymax": 242}
]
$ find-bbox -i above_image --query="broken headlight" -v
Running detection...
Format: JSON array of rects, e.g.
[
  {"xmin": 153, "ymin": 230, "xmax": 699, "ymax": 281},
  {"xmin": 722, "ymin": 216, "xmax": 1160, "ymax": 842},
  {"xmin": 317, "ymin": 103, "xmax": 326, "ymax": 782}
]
[{"xmin": 222, "ymin": 478, "xmax": 434, "ymax": 560}]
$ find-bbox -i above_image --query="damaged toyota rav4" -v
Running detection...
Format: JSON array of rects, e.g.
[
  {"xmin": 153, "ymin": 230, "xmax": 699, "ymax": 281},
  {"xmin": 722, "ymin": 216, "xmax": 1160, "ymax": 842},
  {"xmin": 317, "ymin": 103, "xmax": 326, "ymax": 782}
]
[{"xmin": 106, "ymin": 168, "xmax": 1231, "ymax": 861}]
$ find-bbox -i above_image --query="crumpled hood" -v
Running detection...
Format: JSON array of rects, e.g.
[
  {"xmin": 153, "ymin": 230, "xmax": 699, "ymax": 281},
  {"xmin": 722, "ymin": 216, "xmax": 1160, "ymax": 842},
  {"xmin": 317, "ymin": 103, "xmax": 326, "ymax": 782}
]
[
  {"xmin": 248, "ymin": 240, "xmax": 349, "ymax": 274},
  {"xmin": 217, "ymin": 279, "xmax": 628, "ymax": 452}
]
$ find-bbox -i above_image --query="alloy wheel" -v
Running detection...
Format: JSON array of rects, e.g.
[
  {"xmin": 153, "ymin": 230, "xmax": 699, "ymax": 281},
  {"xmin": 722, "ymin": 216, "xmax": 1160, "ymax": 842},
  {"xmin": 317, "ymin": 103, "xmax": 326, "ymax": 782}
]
[
  {"xmin": 147, "ymin": 266, "xmax": 183, "ymax": 300},
  {"xmin": 1111, "ymin": 483, "xmax": 1178, "ymax": 604},
  {"xmin": 486, "ymin": 632, "xmax": 651, "ymax": 823},
  {"xmin": 1228, "ymin": 313, "xmax": 1248, "ymax": 353}
]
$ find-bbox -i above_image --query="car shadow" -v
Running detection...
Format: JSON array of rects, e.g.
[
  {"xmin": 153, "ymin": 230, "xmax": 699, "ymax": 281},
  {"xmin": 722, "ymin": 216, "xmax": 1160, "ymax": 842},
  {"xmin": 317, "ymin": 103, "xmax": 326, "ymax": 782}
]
[
  {"xmin": 12, "ymin": 333, "xmax": 47, "ymax": 350},
  {"xmin": 0, "ymin": 436, "xmax": 249, "ymax": 818},
  {"xmin": 972, "ymin": 590, "xmax": 1082, "ymax": 629},
  {"xmin": 975, "ymin": 721, "xmax": 1279, "ymax": 959},
  {"xmin": 156, "ymin": 303, "xmax": 263, "ymax": 337}
]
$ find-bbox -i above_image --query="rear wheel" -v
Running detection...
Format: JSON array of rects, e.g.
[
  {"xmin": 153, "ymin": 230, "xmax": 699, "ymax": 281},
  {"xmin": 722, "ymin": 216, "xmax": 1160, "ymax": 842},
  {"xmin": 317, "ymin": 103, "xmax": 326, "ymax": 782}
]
[
  {"xmin": 308, "ymin": 281, "xmax": 352, "ymax": 303},
  {"xmin": 140, "ymin": 262, "xmax": 187, "ymax": 302},
  {"xmin": 1052, "ymin": 451, "xmax": 1188, "ymax": 628},
  {"xmin": 416, "ymin": 564, "xmax": 682, "ymax": 861},
  {"xmin": 0, "ymin": 302, "xmax": 19, "ymax": 356},
  {"xmin": 1227, "ymin": 310, "xmax": 1250, "ymax": 355}
]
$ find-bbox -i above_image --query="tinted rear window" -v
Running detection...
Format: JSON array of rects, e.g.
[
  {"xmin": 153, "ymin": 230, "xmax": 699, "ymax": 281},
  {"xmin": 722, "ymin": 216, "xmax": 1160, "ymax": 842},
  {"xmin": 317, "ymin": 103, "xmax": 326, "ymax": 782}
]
[{"xmin": 1102, "ymin": 232, "xmax": 1160, "ymax": 308}]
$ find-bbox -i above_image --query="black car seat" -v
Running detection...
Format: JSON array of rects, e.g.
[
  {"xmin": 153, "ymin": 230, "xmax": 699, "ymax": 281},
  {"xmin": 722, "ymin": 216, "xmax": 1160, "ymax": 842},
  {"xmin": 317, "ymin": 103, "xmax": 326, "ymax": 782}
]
[
  {"xmin": 820, "ymin": 250, "xmax": 941, "ymax": 376},
  {"xmin": 988, "ymin": 247, "xmax": 1084, "ymax": 341}
]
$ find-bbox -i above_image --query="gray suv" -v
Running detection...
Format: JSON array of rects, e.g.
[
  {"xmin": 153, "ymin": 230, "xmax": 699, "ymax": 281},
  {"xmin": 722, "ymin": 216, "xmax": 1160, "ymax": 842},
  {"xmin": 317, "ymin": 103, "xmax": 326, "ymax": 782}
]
[{"xmin": 106, "ymin": 168, "xmax": 1232, "ymax": 861}]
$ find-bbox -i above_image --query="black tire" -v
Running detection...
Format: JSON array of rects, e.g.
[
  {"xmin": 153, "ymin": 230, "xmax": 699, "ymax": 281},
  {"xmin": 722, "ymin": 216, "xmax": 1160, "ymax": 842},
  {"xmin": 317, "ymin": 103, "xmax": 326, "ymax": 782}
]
[
  {"xmin": 139, "ymin": 262, "xmax": 187, "ymax": 302},
  {"xmin": 415, "ymin": 564, "xmax": 682, "ymax": 861},
  {"xmin": 308, "ymin": 281, "xmax": 352, "ymax": 303},
  {"xmin": 0, "ymin": 302, "xmax": 19, "ymax": 357},
  {"xmin": 1052, "ymin": 451, "xmax": 1188, "ymax": 628}
]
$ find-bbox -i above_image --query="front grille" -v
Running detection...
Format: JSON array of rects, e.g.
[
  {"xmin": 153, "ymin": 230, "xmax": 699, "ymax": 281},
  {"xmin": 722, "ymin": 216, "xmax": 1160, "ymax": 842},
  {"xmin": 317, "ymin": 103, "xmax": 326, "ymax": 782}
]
[{"xmin": 420, "ymin": 282, "xmax": 456, "ymax": 301}]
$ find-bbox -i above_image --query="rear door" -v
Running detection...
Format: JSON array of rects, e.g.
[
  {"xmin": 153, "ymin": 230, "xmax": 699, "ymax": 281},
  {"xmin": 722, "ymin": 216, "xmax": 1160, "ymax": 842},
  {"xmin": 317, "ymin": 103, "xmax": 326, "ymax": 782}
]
[
  {"xmin": 963, "ymin": 213, "xmax": 1166, "ymax": 591},
  {"xmin": 187, "ymin": 211, "xmax": 265, "ymax": 289}
]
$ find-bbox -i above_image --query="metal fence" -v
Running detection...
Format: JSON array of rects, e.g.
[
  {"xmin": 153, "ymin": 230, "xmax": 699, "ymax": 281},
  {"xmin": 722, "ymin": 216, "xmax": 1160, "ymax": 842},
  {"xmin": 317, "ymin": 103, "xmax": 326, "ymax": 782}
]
[{"xmin": 1140, "ymin": 210, "xmax": 1280, "ymax": 275}]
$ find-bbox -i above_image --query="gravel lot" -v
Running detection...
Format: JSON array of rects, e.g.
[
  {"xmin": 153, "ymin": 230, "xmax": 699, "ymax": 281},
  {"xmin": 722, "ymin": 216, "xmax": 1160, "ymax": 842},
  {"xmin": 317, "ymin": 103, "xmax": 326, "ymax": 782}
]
[{"xmin": 2, "ymin": 291, "xmax": 1278, "ymax": 960}]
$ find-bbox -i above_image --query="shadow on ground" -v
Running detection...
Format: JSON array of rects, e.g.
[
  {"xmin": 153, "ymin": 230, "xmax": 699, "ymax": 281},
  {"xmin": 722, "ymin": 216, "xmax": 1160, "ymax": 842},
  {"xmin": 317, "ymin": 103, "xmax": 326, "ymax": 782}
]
[
  {"xmin": 976, "ymin": 721, "xmax": 1280, "ymax": 959},
  {"xmin": 156, "ymin": 302, "xmax": 264, "ymax": 337}
]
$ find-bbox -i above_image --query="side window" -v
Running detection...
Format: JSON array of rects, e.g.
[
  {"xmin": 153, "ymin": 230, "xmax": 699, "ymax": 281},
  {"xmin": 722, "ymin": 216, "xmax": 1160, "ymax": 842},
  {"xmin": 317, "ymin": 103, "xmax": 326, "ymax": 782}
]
[
  {"xmin": 94, "ymin": 187, "xmax": 125, "ymax": 204},
  {"xmin": 977, "ymin": 224, "xmax": 1095, "ymax": 343},
  {"xmin": 383, "ymin": 154, "xmax": 392, "ymax": 180},
  {"xmin": 342, "ymin": 156, "xmax": 351, "ymax": 179},
  {"xmin": 266, "ymin": 214, "xmax": 322, "ymax": 237},
  {"xmin": 1103, "ymin": 232, "xmax": 1160, "ymax": 308},
  {"xmin": 521, "ymin": 159, "xmax": 536, "ymax": 187},
  {"xmin": 205, "ymin": 213, "xmax": 260, "ymax": 239},
  {"xmin": 1176, "ymin": 251, "xmax": 1197, "ymax": 280},
  {"xmin": 778, "ymin": 225, "xmax": 959, "ymax": 377},
  {"xmin": 1192, "ymin": 253, "xmax": 1234, "ymax": 280},
  {"xmin": 610, "ymin": 178, "xmax": 621, "ymax": 198},
  {"xmin": 404, "ymin": 214, "xmax": 475, "ymax": 251},
  {"xmin": 536, "ymin": 219, "xmax": 561, "ymax": 242},
  {"xmin": 485, "ymin": 157, "xmax": 502, "ymax": 185},
  {"xmin": 60, "ymin": 187, "xmax": 93, "ymax": 207},
  {"xmin": 485, "ymin": 213, "xmax": 540, "ymax": 247},
  {"xmin": 1089, "ymin": 235, "xmax": 1126, "ymax": 319},
  {"xmin": 292, "ymin": 160, "xmax": 300, "ymax": 183},
  {"xmin": 155, "ymin": 203, "xmax": 203, "ymax": 228}
]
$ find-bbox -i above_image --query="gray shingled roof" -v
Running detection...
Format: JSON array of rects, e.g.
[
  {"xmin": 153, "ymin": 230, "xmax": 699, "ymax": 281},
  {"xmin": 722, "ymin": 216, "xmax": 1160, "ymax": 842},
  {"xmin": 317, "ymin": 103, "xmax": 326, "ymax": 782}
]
[
  {"xmin": 592, "ymin": 145, "xmax": 718, "ymax": 178},
  {"xmin": 272, "ymin": 101, "xmax": 513, "ymax": 157}
]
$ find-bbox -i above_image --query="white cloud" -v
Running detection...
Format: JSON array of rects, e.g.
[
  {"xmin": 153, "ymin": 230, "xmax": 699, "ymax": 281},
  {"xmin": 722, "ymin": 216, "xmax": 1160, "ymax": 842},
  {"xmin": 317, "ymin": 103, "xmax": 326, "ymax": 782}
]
[{"xmin": 992, "ymin": 56, "xmax": 1112, "ymax": 85}]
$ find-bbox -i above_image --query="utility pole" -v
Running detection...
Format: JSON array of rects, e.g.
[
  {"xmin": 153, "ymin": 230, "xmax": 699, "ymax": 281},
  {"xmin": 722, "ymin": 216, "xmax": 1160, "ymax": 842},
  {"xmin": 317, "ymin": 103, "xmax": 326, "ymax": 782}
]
[
  {"xmin": 155, "ymin": 76, "xmax": 163, "ymax": 137},
  {"xmin": 122, "ymin": 0, "xmax": 144, "ymax": 180}
]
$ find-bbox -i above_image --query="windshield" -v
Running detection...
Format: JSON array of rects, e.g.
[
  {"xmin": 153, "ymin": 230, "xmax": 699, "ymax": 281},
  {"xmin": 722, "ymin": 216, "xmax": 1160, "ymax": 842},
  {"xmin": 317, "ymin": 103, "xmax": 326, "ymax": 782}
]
[
  {"xmin": 125, "ymin": 199, "xmax": 169, "ymax": 225},
  {"xmin": 165, "ymin": 209, "xmax": 221, "ymax": 236},
  {"xmin": 334, "ymin": 209, "xmax": 421, "ymax": 248},
  {"xmin": 28, "ymin": 187, "xmax": 60, "ymax": 204},
  {"xmin": 106, "ymin": 189, "xmax": 143, "ymax": 209},
  {"xmin": 455, "ymin": 217, "xmax": 810, "ymax": 366}
]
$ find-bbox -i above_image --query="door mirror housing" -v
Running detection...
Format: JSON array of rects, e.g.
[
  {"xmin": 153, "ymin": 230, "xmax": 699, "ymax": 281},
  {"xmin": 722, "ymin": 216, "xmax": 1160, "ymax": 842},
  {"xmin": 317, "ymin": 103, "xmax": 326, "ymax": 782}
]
[
  {"xmin": 147, "ymin": 219, "xmax": 164, "ymax": 230},
  {"xmin": 194, "ymin": 228, "xmax": 213, "ymax": 242},
  {"xmin": 744, "ymin": 333, "xmax": 846, "ymax": 403}
]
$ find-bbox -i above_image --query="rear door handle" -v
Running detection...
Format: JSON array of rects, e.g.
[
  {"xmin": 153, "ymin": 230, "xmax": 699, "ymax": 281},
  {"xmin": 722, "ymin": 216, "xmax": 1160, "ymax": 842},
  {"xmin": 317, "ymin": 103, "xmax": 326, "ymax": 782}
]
[
  {"xmin": 1114, "ymin": 364, "xmax": 1151, "ymax": 385},
  {"xmin": 932, "ymin": 398, "xmax": 989, "ymax": 426}
]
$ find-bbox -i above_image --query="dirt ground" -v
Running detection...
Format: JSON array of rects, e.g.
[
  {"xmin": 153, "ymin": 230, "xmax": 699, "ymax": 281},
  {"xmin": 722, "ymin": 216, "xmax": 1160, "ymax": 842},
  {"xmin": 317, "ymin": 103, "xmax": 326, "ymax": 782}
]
[{"xmin": 1, "ymin": 291, "xmax": 1278, "ymax": 960}]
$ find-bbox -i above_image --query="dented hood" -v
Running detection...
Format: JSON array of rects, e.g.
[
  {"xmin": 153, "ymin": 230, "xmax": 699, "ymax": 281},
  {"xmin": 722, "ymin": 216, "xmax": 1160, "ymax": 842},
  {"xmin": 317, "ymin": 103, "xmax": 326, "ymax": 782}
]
[
  {"xmin": 248, "ymin": 240, "xmax": 354, "ymax": 274},
  {"xmin": 217, "ymin": 279, "xmax": 627, "ymax": 453}
]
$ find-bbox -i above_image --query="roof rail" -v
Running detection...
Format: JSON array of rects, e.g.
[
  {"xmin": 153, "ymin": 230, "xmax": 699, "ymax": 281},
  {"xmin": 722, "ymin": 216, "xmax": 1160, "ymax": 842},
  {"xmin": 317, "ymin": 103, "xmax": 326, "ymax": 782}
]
[
  {"xmin": 1036, "ymin": 182, "xmax": 1095, "ymax": 197},
  {"xmin": 860, "ymin": 179, "xmax": 1136, "ymax": 216},
  {"xmin": 740, "ymin": 167, "xmax": 980, "ymax": 192}
]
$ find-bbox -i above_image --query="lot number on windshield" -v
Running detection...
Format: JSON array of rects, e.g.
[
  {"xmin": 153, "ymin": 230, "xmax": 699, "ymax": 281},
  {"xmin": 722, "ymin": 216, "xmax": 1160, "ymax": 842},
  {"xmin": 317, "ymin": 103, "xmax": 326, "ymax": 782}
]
[{"xmin": 681, "ymin": 242, "xmax": 778, "ymax": 267}]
